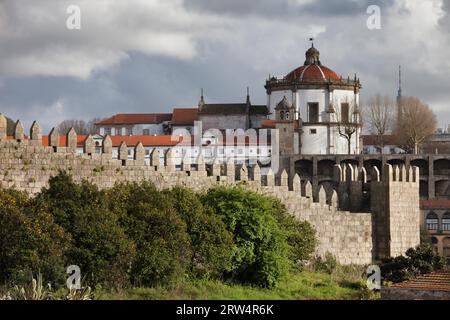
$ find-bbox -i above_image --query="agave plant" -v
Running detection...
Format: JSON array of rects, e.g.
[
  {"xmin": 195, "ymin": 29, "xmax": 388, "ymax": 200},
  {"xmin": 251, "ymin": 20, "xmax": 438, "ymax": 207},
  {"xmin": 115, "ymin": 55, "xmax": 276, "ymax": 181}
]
[
  {"xmin": 1, "ymin": 273, "xmax": 94, "ymax": 300},
  {"xmin": 66, "ymin": 286, "xmax": 93, "ymax": 300},
  {"xmin": 11, "ymin": 273, "xmax": 52, "ymax": 300}
]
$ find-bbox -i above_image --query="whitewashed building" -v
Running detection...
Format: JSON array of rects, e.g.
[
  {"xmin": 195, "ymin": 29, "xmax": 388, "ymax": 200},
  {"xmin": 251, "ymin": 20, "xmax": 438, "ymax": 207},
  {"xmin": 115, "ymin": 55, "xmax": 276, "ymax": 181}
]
[{"xmin": 264, "ymin": 44, "xmax": 363, "ymax": 155}]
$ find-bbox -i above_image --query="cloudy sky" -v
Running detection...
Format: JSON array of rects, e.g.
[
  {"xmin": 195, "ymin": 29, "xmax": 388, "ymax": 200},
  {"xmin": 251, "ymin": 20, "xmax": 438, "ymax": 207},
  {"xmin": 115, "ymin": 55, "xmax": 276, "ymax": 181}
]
[{"xmin": 0, "ymin": 0, "xmax": 449, "ymax": 132}]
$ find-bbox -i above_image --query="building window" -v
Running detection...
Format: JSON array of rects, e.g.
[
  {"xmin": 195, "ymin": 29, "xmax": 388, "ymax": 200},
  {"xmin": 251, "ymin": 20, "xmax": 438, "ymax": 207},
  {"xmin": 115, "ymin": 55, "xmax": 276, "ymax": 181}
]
[
  {"xmin": 310, "ymin": 129, "xmax": 317, "ymax": 134},
  {"xmin": 285, "ymin": 112, "xmax": 290, "ymax": 120},
  {"xmin": 426, "ymin": 212, "xmax": 439, "ymax": 230},
  {"xmin": 126, "ymin": 127, "xmax": 133, "ymax": 136},
  {"xmin": 443, "ymin": 213, "xmax": 450, "ymax": 231},
  {"xmin": 280, "ymin": 111, "xmax": 284, "ymax": 120},
  {"xmin": 116, "ymin": 128, "xmax": 122, "ymax": 136},
  {"xmin": 308, "ymin": 103, "xmax": 319, "ymax": 123},
  {"xmin": 341, "ymin": 103, "xmax": 350, "ymax": 123},
  {"xmin": 105, "ymin": 127, "xmax": 112, "ymax": 136},
  {"xmin": 143, "ymin": 129, "xmax": 150, "ymax": 135}
]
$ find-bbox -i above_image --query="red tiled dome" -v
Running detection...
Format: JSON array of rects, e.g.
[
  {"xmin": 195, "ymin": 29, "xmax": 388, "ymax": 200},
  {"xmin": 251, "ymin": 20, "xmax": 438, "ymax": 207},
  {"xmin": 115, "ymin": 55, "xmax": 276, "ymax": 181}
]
[{"xmin": 285, "ymin": 64, "xmax": 340, "ymax": 82}]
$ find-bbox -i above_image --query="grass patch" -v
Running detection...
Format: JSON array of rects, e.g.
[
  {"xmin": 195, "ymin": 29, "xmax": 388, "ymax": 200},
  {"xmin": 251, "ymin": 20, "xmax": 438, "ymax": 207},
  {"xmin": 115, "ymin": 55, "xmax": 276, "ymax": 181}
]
[{"xmin": 96, "ymin": 271, "xmax": 379, "ymax": 300}]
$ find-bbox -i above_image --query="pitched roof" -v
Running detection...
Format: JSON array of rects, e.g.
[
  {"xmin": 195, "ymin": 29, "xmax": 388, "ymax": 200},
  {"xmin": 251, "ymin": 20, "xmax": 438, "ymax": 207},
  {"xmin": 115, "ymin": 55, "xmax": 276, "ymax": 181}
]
[
  {"xmin": 41, "ymin": 135, "xmax": 87, "ymax": 147},
  {"xmin": 109, "ymin": 135, "xmax": 189, "ymax": 147},
  {"xmin": 362, "ymin": 135, "xmax": 399, "ymax": 146},
  {"xmin": 171, "ymin": 108, "xmax": 199, "ymax": 125},
  {"xmin": 261, "ymin": 119, "xmax": 300, "ymax": 129},
  {"xmin": 421, "ymin": 199, "xmax": 450, "ymax": 209},
  {"xmin": 96, "ymin": 113, "xmax": 172, "ymax": 125},
  {"xmin": 387, "ymin": 271, "xmax": 450, "ymax": 292},
  {"xmin": 200, "ymin": 104, "xmax": 269, "ymax": 115}
]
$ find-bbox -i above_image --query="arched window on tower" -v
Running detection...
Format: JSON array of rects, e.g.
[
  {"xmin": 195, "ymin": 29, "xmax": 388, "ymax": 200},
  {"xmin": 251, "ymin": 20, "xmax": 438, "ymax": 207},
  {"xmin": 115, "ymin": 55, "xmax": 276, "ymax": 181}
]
[
  {"xmin": 280, "ymin": 111, "xmax": 285, "ymax": 120},
  {"xmin": 285, "ymin": 112, "xmax": 290, "ymax": 120},
  {"xmin": 442, "ymin": 212, "xmax": 450, "ymax": 231},
  {"xmin": 426, "ymin": 212, "xmax": 439, "ymax": 231}
]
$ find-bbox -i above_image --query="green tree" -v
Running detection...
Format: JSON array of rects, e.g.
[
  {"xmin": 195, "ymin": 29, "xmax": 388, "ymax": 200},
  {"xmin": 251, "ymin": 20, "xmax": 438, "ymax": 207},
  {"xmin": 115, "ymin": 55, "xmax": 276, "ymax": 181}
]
[
  {"xmin": 202, "ymin": 186, "xmax": 291, "ymax": 288},
  {"xmin": 0, "ymin": 188, "xmax": 69, "ymax": 286},
  {"xmin": 164, "ymin": 187, "xmax": 234, "ymax": 279},
  {"xmin": 270, "ymin": 199, "xmax": 317, "ymax": 271},
  {"xmin": 34, "ymin": 172, "xmax": 135, "ymax": 287},
  {"xmin": 107, "ymin": 182, "xmax": 192, "ymax": 287}
]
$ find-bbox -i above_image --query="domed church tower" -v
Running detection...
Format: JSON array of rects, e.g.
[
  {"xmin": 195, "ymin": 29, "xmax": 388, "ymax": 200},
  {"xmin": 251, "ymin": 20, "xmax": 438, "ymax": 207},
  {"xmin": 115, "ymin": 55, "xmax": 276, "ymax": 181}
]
[{"xmin": 264, "ymin": 42, "xmax": 362, "ymax": 155}]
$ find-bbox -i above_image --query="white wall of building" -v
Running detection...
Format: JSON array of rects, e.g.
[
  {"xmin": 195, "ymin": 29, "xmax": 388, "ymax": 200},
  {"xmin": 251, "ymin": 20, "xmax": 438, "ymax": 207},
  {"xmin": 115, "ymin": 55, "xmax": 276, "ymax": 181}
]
[{"xmin": 268, "ymin": 86, "xmax": 360, "ymax": 155}]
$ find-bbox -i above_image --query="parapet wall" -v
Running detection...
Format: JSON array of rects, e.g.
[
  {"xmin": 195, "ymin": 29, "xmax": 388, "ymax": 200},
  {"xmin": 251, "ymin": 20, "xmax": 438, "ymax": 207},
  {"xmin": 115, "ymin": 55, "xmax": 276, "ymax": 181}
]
[{"xmin": 0, "ymin": 118, "xmax": 421, "ymax": 264}]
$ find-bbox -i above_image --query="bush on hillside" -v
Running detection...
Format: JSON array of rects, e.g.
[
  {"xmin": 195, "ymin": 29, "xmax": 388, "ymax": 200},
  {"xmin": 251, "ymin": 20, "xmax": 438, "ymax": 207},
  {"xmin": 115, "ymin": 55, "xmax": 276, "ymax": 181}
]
[
  {"xmin": 0, "ymin": 188, "xmax": 69, "ymax": 286},
  {"xmin": 202, "ymin": 186, "xmax": 293, "ymax": 288},
  {"xmin": 107, "ymin": 182, "xmax": 192, "ymax": 287},
  {"xmin": 380, "ymin": 245, "xmax": 446, "ymax": 283},
  {"xmin": 34, "ymin": 172, "xmax": 135, "ymax": 287},
  {"xmin": 270, "ymin": 200, "xmax": 317, "ymax": 270},
  {"xmin": 164, "ymin": 187, "xmax": 234, "ymax": 279}
]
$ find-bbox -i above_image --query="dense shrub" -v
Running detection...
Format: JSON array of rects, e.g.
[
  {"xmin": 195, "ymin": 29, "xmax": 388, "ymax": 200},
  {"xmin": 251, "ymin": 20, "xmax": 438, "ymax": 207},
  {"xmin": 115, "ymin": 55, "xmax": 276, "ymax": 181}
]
[
  {"xmin": 271, "ymin": 200, "xmax": 317, "ymax": 270},
  {"xmin": 381, "ymin": 245, "xmax": 446, "ymax": 283},
  {"xmin": 1, "ymin": 172, "xmax": 318, "ymax": 290},
  {"xmin": 164, "ymin": 187, "xmax": 234, "ymax": 279},
  {"xmin": 35, "ymin": 173, "xmax": 135, "ymax": 287},
  {"xmin": 0, "ymin": 188, "xmax": 69, "ymax": 286},
  {"xmin": 202, "ymin": 186, "xmax": 292, "ymax": 288},
  {"xmin": 107, "ymin": 183, "xmax": 192, "ymax": 287}
]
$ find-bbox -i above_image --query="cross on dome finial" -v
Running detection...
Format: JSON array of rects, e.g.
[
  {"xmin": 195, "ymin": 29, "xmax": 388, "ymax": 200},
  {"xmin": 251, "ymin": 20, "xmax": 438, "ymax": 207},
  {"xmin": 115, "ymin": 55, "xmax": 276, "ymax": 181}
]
[{"xmin": 309, "ymin": 37, "xmax": 314, "ymax": 48}]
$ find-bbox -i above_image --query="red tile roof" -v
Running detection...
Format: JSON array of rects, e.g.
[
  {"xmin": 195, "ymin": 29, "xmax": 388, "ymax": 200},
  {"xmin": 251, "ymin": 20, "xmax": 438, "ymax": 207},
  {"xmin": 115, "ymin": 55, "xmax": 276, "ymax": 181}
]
[
  {"xmin": 261, "ymin": 119, "xmax": 300, "ymax": 129},
  {"xmin": 387, "ymin": 271, "xmax": 450, "ymax": 292},
  {"xmin": 109, "ymin": 135, "xmax": 190, "ymax": 147},
  {"xmin": 285, "ymin": 64, "xmax": 340, "ymax": 82},
  {"xmin": 171, "ymin": 108, "xmax": 198, "ymax": 125},
  {"xmin": 96, "ymin": 113, "xmax": 172, "ymax": 125},
  {"xmin": 362, "ymin": 135, "xmax": 399, "ymax": 146},
  {"xmin": 421, "ymin": 199, "xmax": 450, "ymax": 209},
  {"xmin": 41, "ymin": 135, "xmax": 87, "ymax": 147}
]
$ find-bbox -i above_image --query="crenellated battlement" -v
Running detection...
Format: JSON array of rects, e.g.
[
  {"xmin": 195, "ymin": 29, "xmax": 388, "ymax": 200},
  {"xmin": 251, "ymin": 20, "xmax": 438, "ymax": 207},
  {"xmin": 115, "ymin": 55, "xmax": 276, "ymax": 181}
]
[{"xmin": 0, "ymin": 117, "xmax": 421, "ymax": 265}]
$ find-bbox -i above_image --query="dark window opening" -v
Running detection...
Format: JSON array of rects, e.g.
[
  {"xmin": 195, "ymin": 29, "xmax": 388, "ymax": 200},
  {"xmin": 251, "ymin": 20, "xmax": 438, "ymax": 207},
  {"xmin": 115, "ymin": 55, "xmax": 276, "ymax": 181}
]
[{"xmin": 308, "ymin": 103, "xmax": 319, "ymax": 123}]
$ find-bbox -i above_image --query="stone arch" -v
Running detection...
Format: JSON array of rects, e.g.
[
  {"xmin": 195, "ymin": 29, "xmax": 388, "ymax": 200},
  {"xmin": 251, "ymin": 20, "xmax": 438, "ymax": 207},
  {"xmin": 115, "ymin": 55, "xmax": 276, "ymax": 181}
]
[
  {"xmin": 340, "ymin": 158, "xmax": 358, "ymax": 167},
  {"xmin": 411, "ymin": 159, "xmax": 428, "ymax": 175},
  {"xmin": 435, "ymin": 180, "xmax": 450, "ymax": 198},
  {"xmin": 318, "ymin": 159, "xmax": 336, "ymax": 177},
  {"xmin": 295, "ymin": 159, "xmax": 313, "ymax": 177},
  {"xmin": 434, "ymin": 158, "xmax": 450, "ymax": 175},
  {"xmin": 426, "ymin": 212, "xmax": 439, "ymax": 231},
  {"xmin": 363, "ymin": 159, "xmax": 381, "ymax": 181},
  {"xmin": 387, "ymin": 158, "xmax": 405, "ymax": 167}
]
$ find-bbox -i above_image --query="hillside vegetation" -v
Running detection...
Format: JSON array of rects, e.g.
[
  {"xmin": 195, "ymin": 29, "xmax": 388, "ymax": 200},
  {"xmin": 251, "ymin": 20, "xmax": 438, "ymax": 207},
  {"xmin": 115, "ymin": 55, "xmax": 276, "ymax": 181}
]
[{"xmin": 0, "ymin": 171, "xmax": 317, "ymax": 291}]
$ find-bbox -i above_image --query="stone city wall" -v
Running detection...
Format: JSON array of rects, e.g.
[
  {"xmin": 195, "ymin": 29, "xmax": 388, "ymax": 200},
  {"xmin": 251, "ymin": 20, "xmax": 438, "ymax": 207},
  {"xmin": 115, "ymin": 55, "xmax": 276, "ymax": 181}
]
[{"xmin": 0, "ymin": 117, "xmax": 421, "ymax": 264}]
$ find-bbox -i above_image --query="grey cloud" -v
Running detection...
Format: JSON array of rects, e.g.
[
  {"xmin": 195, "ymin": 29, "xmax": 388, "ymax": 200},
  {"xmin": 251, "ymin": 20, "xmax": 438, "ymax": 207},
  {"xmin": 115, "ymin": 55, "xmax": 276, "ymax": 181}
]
[
  {"xmin": 183, "ymin": 0, "xmax": 395, "ymax": 17},
  {"xmin": 439, "ymin": 0, "xmax": 450, "ymax": 31},
  {"xmin": 1, "ymin": 0, "xmax": 450, "ymax": 132}
]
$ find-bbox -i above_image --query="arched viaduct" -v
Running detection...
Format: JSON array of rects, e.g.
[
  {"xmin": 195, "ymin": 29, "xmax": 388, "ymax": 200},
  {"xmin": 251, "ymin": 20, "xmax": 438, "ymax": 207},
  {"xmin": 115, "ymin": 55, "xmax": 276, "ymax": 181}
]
[{"xmin": 281, "ymin": 154, "xmax": 450, "ymax": 201}]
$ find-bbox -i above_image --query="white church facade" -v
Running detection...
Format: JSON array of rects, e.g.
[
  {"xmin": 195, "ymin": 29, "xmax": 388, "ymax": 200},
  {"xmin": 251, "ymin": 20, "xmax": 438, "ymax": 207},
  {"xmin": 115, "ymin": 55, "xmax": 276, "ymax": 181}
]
[
  {"xmin": 94, "ymin": 43, "xmax": 363, "ymax": 157},
  {"xmin": 264, "ymin": 44, "xmax": 362, "ymax": 155}
]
